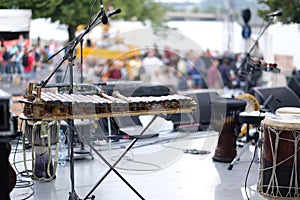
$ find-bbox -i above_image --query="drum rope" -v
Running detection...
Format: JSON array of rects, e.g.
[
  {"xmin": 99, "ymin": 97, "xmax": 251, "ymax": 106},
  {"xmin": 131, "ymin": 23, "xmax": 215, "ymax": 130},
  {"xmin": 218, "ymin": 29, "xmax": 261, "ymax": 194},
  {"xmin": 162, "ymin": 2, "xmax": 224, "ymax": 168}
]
[
  {"xmin": 22, "ymin": 120, "xmax": 30, "ymax": 178},
  {"xmin": 22, "ymin": 120, "xmax": 60, "ymax": 182},
  {"xmin": 293, "ymin": 134, "xmax": 299, "ymax": 197},
  {"xmin": 258, "ymin": 124, "xmax": 300, "ymax": 199}
]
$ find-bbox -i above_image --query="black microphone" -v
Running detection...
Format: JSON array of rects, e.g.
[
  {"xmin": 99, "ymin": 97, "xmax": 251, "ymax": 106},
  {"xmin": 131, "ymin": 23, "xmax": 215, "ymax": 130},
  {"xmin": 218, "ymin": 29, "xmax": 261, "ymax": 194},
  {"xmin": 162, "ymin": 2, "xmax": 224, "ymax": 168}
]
[
  {"xmin": 267, "ymin": 10, "xmax": 282, "ymax": 17},
  {"xmin": 100, "ymin": 0, "xmax": 108, "ymax": 24},
  {"xmin": 107, "ymin": 8, "xmax": 122, "ymax": 18},
  {"xmin": 101, "ymin": 11, "xmax": 108, "ymax": 25}
]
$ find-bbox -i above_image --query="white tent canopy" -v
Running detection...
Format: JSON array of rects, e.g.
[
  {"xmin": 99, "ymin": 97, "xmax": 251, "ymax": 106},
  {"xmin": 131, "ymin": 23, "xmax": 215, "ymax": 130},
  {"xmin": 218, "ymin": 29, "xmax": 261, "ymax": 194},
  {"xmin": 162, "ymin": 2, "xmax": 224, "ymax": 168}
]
[
  {"xmin": 0, "ymin": 9, "xmax": 32, "ymax": 32},
  {"xmin": 30, "ymin": 18, "xmax": 69, "ymax": 42}
]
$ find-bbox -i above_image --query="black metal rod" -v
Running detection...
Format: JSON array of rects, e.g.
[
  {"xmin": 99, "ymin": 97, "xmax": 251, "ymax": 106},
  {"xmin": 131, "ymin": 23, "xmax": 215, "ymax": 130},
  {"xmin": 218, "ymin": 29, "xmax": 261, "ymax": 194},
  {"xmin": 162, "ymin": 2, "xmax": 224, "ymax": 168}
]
[
  {"xmin": 40, "ymin": 8, "xmax": 102, "ymax": 88},
  {"xmin": 83, "ymin": 140, "xmax": 145, "ymax": 200},
  {"xmin": 247, "ymin": 16, "xmax": 275, "ymax": 56},
  {"xmin": 67, "ymin": 119, "xmax": 80, "ymax": 200},
  {"xmin": 241, "ymin": 16, "xmax": 276, "ymax": 92},
  {"xmin": 83, "ymin": 115, "xmax": 158, "ymax": 200},
  {"xmin": 80, "ymin": 39, "xmax": 84, "ymax": 84}
]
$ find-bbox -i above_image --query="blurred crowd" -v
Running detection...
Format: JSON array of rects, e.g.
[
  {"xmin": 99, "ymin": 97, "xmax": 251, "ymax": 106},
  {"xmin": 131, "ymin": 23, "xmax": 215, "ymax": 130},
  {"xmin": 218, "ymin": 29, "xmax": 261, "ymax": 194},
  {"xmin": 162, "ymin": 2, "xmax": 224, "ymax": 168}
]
[
  {"xmin": 81, "ymin": 45, "xmax": 263, "ymax": 92},
  {"xmin": 1, "ymin": 35, "xmax": 264, "ymax": 92},
  {"xmin": 0, "ymin": 35, "xmax": 64, "ymax": 82}
]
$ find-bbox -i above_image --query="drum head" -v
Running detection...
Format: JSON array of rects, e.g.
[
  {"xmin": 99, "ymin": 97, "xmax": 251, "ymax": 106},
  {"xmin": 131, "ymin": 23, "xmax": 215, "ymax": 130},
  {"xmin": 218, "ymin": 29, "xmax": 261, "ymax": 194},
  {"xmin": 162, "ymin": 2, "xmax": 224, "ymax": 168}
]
[
  {"xmin": 275, "ymin": 107, "xmax": 300, "ymax": 115},
  {"xmin": 262, "ymin": 114, "xmax": 300, "ymax": 130}
]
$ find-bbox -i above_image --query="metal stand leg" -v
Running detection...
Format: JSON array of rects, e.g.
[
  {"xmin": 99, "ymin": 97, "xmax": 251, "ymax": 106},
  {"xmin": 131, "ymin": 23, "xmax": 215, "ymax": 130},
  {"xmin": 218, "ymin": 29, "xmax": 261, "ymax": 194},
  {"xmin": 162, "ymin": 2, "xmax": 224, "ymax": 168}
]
[
  {"xmin": 228, "ymin": 142, "xmax": 251, "ymax": 170},
  {"xmin": 228, "ymin": 130, "xmax": 259, "ymax": 170},
  {"xmin": 67, "ymin": 119, "xmax": 81, "ymax": 200},
  {"xmin": 82, "ymin": 115, "xmax": 159, "ymax": 200}
]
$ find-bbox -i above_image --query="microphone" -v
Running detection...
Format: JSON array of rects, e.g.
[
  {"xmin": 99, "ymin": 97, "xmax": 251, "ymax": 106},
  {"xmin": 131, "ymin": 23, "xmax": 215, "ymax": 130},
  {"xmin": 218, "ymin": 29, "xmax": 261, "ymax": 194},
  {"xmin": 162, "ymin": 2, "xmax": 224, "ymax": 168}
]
[
  {"xmin": 99, "ymin": 0, "xmax": 108, "ymax": 25},
  {"xmin": 107, "ymin": 8, "xmax": 122, "ymax": 18},
  {"xmin": 101, "ymin": 8, "xmax": 122, "ymax": 25},
  {"xmin": 267, "ymin": 10, "xmax": 282, "ymax": 17}
]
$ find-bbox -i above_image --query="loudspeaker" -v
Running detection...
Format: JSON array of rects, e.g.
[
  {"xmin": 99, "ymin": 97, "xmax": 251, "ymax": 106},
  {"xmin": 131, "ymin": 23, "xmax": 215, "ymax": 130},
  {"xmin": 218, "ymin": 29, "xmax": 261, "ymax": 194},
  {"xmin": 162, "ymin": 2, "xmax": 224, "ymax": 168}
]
[
  {"xmin": 250, "ymin": 86, "xmax": 300, "ymax": 112},
  {"xmin": 167, "ymin": 90, "xmax": 219, "ymax": 129},
  {"xmin": 102, "ymin": 81, "xmax": 171, "ymax": 97},
  {"xmin": 288, "ymin": 75, "xmax": 300, "ymax": 99}
]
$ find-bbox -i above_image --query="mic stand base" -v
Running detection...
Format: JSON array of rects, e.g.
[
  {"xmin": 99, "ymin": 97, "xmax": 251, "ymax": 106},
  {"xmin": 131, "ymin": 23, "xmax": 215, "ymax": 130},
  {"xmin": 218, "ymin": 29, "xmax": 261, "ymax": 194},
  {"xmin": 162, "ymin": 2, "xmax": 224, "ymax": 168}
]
[
  {"xmin": 68, "ymin": 192, "xmax": 81, "ymax": 200},
  {"xmin": 68, "ymin": 192, "xmax": 95, "ymax": 200}
]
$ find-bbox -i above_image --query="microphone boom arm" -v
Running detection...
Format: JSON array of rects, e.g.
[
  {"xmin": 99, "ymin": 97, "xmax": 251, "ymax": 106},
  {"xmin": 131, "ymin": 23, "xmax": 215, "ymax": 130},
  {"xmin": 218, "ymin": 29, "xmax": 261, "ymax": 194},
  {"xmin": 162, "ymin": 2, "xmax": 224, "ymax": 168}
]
[
  {"xmin": 40, "ymin": 8, "xmax": 121, "ymax": 88},
  {"xmin": 240, "ymin": 15, "xmax": 277, "ymax": 92},
  {"xmin": 247, "ymin": 16, "xmax": 275, "ymax": 57}
]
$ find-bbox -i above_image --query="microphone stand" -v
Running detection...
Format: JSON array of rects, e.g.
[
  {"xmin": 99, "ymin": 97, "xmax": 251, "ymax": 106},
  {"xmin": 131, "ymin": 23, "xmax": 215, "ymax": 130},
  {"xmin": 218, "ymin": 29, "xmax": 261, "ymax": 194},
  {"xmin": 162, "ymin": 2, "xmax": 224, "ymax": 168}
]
[
  {"xmin": 39, "ymin": 8, "xmax": 121, "ymax": 88},
  {"xmin": 35, "ymin": 7, "xmax": 121, "ymax": 200},
  {"xmin": 239, "ymin": 15, "xmax": 276, "ymax": 92},
  {"xmin": 39, "ymin": 11, "xmax": 102, "ymax": 88}
]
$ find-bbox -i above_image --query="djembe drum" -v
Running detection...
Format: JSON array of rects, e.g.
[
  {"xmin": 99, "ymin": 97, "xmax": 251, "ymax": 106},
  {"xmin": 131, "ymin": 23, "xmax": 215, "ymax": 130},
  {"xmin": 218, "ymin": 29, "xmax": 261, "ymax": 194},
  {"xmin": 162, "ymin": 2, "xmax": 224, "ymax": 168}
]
[
  {"xmin": 258, "ymin": 114, "xmax": 300, "ymax": 199},
  {"xmin": 211, "ymin": 97, "xmax": 247, "ymax": 162},
  {"xmin": 275, "ymin": 107, "xmax": 300, "ymax": 117}
]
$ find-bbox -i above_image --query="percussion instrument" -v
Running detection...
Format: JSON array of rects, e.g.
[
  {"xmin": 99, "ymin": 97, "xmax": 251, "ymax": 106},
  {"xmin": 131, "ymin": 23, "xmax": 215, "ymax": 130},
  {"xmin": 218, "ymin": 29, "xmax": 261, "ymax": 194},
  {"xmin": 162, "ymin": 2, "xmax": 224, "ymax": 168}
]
[
  {"xmin": 236, "ymin": 93, "xmax": 260, "ymax": 137},
  {"xmin": 275, "ymin": 107, "xmax": 300, "ymax": 117},
  {"xmin": 24, "ymin": 120, "xmax": 59, "ymax": 146},
  {"xmin": 19, "ymin": 86, "xmax": 197, "ymax": 120},
  {"xmin": 19, "ymin": 83, "xmax": 196, "ymax": 183},
  {"xmin": 236, "ymin": 93, "xmax": 260, "ymax": 112},
  {"xmin": 33, "ymin": 146, "xmax": 55, "ymax": 180},
  {"xmin": 211, "ymin": 97, "xmax": 247, "ymax": 162},
  {"xmin": 22, "ymin": 119, "xmax": 60, "ymax": 181},
  {"xmin": 258, "ymin": 114, "xmax": 300, "ymax": 199}
]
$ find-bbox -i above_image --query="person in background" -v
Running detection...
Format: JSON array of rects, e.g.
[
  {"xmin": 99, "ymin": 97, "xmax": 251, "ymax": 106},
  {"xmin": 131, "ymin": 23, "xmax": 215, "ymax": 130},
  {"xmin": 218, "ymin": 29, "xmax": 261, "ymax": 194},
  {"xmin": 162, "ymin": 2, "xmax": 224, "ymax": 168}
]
[
  {"xmin": 23, "ymin": 47, "xmax": 36, "ymax": 80},
  {"xmin": 6, "ymin": 43, "xmax": 21, "ymax": 74},
  {"xmin": 1, "ymin": 46, "xmax": 10, "ymax": 72},
  {"xmin": 14, "ymin": 49, "xmax": 23, "ymax": 74},
  {"xmin": 205, "ymin": 48, "xmax": 212, "ymax": 57},
  {"xmin": 17, "ymin": 34, "xmax": 26, "ymax": 51},
  {"xmin": 127, "ymin": 56, "xmax": 142, "ymax": 81},
  {"xmin": 108, "ymin": 60, "xmax": 123, "ymax": 80},
  {"xmin": 187, "ymin": 63, "xmax": 206, "ymax": 89},
  {"xmin": 187, "ymin": 53, "xmax": 207, "ymax": 89},
  {"xmin": 207, "ymin": 58, "xmax": 221, "ymax": 89},
  {"xmin": 218, "ymin": 58, "xmax": 235, "ymax": 89},
  {"xmin": 234, "ymin": 53, "xmax": 246, "ymax": 89},
  {"xmin": 0, "ymin": 38, "xmax": 4, "ymax": 48},
  {"xmin": 163, "ymin": 46, "xmax": 172, "ymax": 64},
  {"xmin": 169, "ymin": 49, "xmax": 180, "ymax": 71},
  {"xmin": 141, "ymin": 49, "xmax": 164, "ymax": 83},
  {"xmin": 0, "ymin": 39, "xmax": 7, "ymax": 73},
  {"xmin": 9, "ymin": 42, "xmax": 18, "ymax": 56},
  {"xmin": 47, "ymin": 39, "xmax": 57, "ymax": 59},
  {"xmin": 35, "ymin": 46, "xmax": 49, "ymax": 69}
]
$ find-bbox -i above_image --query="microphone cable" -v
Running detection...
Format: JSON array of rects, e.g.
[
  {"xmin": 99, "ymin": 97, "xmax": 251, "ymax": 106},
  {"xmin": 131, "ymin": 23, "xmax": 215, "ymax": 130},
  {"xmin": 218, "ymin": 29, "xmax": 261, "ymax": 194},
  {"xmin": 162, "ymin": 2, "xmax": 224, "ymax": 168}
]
[
  {"xmin": 244, "ymin": 139, "xmax": 260, "ymax": 200},
  {"xmin": 244, "ymin": 111, "xmax": 264, "ymax": 200},
  {"xmin": 11, "ymin": 135, "xmax": 35, "ymax": 200}
]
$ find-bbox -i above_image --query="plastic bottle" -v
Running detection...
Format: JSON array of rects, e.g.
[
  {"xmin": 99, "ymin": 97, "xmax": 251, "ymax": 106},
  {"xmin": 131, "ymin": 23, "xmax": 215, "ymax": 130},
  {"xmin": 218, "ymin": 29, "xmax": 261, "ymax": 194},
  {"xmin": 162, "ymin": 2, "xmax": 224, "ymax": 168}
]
[{"xmin": 58, "ymin": 130, "xmax": 67, "ymax": 166}]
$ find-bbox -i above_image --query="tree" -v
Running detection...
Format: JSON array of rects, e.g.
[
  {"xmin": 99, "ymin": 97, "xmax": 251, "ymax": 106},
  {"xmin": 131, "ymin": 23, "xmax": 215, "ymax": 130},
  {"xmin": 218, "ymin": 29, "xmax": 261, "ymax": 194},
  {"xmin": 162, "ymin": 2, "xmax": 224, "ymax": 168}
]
[
  {"xmin": 107, "ymin": 0, "xmax": 166, "ymax": 26},
  {"xmin": 257, "ymin": 0, "xmax": 300, "ymax": 24},
  {"xmin": 192, "ymin": 6, "xmax": 201, "ymax": 13},
  {"xmin": 0, "ymin": 0, "xmax": 166, "ymax": 41}
]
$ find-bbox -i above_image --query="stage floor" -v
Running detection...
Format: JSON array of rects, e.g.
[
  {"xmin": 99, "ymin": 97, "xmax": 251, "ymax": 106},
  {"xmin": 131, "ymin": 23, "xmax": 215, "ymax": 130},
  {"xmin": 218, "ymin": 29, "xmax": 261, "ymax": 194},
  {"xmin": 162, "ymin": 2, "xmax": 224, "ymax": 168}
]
[{"xmin": 9, "ymin": 116, "xmax": 266, "ymax": 200}]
